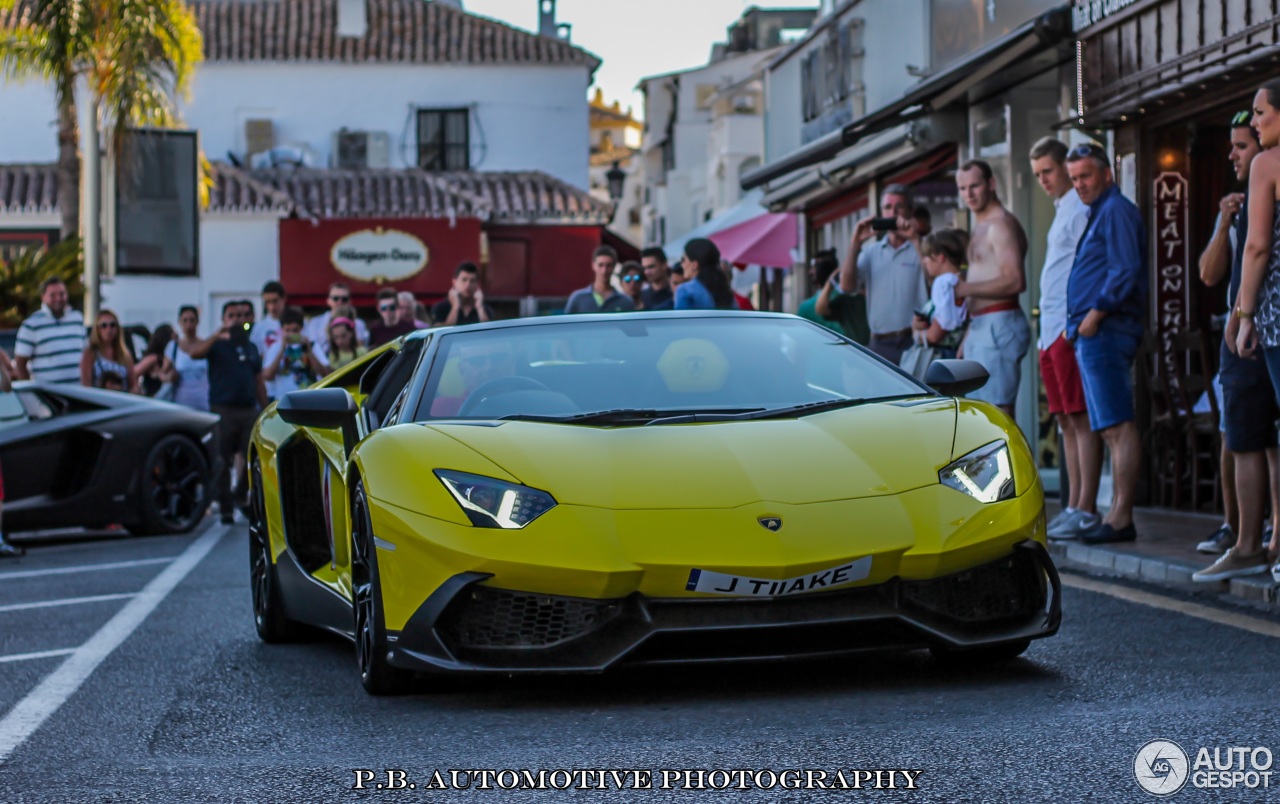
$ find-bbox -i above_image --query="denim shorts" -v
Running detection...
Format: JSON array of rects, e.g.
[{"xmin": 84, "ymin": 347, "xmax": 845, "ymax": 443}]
[
  {"xmin": 1072, "ymin": 318, "xmax": 1142, "ymax": 432},
  {"xmin": 1222, "ymin": 347, "xmax": 1279, "ymax": 453}
]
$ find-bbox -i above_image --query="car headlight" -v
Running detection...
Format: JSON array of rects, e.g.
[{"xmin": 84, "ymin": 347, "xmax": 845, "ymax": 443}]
[
  {"xmin": 939, "ymin": 441, "xmax": 1014, "ymax": 503},
  {"xmin": 434, "ymin": 470, "xmax": 557, "ymax": 529}
]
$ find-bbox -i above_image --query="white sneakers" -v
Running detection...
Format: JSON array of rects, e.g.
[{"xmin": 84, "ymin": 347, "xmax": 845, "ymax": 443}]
[{"xmin": 1046, "ymin": 508, "xmax": 1101, "ymax": 540}]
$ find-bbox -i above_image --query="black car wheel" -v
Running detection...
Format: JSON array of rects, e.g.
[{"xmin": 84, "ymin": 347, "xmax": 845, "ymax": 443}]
[
  {"xmin": 352, "ymin": 480, "xmax": 412, "ymax": 696},
  {"xmin": 132, "ymin": 435, "xmax": 210, "ymax": 535},
  {"xmin": 248, "ymin": 457, "xmax": 305, "ymax": 643},
  {"xmin": 929, "ymin": 638, "xmax": 1031, "ymax": 667}
]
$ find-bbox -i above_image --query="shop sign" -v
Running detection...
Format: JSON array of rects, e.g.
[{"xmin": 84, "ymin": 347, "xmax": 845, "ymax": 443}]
[
  {"xmin": 330, "ymin": 227, "xmax": 429, "ymax": 284},
  {"xmin": 1072, "ymin": 0, "xmax": 1141, "ymax": 33},
  {"xmin": 1153, "ymin": 172, "xmax": 1189, "ymax": 392}
]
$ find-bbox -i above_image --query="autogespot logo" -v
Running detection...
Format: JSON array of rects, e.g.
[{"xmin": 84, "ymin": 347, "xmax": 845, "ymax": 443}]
[{"xmin": 1134, "ymin": 740, "xmax": 1190, "ymax": 796}]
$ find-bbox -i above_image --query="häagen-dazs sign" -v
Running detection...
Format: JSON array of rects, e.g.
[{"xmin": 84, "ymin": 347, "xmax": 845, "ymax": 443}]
[{"xmin": 330, "ymin": 227, "xmax": 429, "ymax": 284}]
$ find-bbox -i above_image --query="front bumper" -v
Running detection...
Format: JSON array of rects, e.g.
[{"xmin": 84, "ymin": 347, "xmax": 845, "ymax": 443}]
[{"xmin": 387, "ymin": 540, "xmax": 1060, "ymax": 674}]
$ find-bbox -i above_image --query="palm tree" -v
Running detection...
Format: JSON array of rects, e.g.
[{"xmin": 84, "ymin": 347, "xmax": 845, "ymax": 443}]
[
  {"xmin": 0, "ymin": 0, "xmax": 202, "ymax": 240},
  {"xmin": 0, "ymin": 237, "xmax": 83, "ymax": 328}
]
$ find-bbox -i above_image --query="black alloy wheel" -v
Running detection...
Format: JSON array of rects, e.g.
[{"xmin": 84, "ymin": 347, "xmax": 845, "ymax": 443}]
[
  {"xmin": 351, "ymin": 480, "xmax": 413, "ymax": 695},
  {"xmin": 248, "ymin": 457, "xmax": 303, "ymax": 643},
  {"xmin": 132, "ymin": 434, "xmax": 210, "ymax": 535}
]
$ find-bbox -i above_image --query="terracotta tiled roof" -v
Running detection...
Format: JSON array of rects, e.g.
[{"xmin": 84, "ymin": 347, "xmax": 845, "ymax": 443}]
[
  {"xmin": 209, "ymin": 162, "xmax": 297, "ymax": 214},
  {"xmin": 249, "ymin": 166, "xmax": 481, "ymax": 220},
  {"xmin": 434, "ymin": 171, "xmax": 613, "ymax": 224},
  {"xmin": 191, "ymin": 0, "xmax": 600, "ymax": 68},
  {"xmin": 0, "ymin": 162, "xmax": 613, "ymax": 225},
  {"xmin": 0, "ymin": 164, "xmax": 59, "ymax": 215},
  {"xmin": 0, "ymin": 162, "xmax": 293, "ymax": 216},
  {"xmin": 250, "ymin": 167, "xmax": 612, "ymax": 224}
]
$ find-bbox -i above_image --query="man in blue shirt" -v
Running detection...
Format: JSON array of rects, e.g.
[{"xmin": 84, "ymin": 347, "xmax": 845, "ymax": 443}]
[{"xmin": 1065, "ymin": 143, "xmax": 1148, "ymax": 544}]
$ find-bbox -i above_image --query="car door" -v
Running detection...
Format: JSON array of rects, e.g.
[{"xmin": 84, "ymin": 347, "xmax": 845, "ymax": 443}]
[{"xmin": 0, "ymin": 388, "xmax": 75, "ymax": 506}]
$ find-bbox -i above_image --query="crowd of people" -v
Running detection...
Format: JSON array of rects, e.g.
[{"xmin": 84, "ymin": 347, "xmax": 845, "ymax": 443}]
[{"xmin": 7, "ymin": 81, "xmax": 1280, "ymax": 583}]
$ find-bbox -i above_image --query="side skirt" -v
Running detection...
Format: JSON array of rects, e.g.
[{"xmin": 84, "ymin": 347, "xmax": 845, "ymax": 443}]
[{"xmin": 275, "ymin": 548, "xmax": 355, "ymax": 640}]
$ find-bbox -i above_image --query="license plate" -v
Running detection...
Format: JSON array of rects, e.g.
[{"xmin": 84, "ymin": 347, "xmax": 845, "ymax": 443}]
[{"xmin": 685, "ymin": 557, "xmax": 872, "ymax": 597}]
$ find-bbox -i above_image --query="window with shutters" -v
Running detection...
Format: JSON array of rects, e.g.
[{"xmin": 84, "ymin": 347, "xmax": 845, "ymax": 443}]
[{"xmin": 417, "ymin": 109, "xmax": 470, "ymax": 171}]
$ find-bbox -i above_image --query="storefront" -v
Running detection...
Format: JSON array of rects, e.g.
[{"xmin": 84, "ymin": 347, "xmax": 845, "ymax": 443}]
[
  {"xmin": 1073, "ymin": 0, "xmax": 1280, "ymax": 508},
  {"xmin": 744, "ymin": 3, "xmax": 1076, "ymax": 470},
  {"xmin": 257, "ymin": 167, "xmax": 622, "ymax": 319}
]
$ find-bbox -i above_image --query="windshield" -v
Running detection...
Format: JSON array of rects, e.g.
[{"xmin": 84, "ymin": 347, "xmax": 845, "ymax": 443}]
[{"xmin": 414, "ymin": 317, "xmax": 928, "ymax": 423}]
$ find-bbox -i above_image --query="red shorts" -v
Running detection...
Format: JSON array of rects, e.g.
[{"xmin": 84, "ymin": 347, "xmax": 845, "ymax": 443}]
[{"xmin": 1040, "ymin": 333, "xmax": 1087, "ymax": 416}]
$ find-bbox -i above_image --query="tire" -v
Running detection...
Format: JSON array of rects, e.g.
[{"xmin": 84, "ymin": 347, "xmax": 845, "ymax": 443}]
[
  {"xmin": 929, "ymin": 638, "xmax": 1031, "ymax": 667},
  {"xmin": 132, "ymin": 434, "xmax": 211, "ymax": 536},
  {"xmin": 351, "ymin": 480, "xmax": 413, "ymax": 696},
  {"xmin": 248, "ymin": 457, "xmax": 306, "ymax": 643}
]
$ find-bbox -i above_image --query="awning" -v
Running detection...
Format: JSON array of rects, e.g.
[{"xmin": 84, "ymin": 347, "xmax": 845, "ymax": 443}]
[
  {"xmin": 741, "ymin": 4, "xmax": 1072, "ymax": 191},
  {"xmin": 709, "ymin": 212, "xmax": 798, "ymax": 268},
  {"xmin": 662, "ymin": 189, "xmax": 765, "ymax": 262}
]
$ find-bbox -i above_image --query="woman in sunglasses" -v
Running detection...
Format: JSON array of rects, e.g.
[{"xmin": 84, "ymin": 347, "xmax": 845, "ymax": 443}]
[
  {"xmin": 615, "ymin": 261, "xmax": 648, "ymax": 311},
  {"xmin": 80, "ymin": 309, "xmax": 136, "ymax": 392}
]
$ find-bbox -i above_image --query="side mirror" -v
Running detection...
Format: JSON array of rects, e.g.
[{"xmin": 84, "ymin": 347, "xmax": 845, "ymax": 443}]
[
  {"xmin": 925, "ymin": 359, "xmax": 990, "ymax": 397},
  {"xmin": 277, "ymin": 388, "xmax": 359, "ymax": 454}
]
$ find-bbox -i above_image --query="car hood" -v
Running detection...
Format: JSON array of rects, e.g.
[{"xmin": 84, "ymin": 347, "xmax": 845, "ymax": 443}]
[{"xmin": 423, "ymin": 398, "xmax": 957, "ymax": 508}]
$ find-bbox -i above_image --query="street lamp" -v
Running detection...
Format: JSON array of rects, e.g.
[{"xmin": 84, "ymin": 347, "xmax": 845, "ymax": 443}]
[{"xmin": 605, "ymin": 160, "xmax": 626, "ymax": 203}]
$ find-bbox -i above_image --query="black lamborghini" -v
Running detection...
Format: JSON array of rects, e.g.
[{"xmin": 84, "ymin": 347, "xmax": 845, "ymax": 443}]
[{"xmin": 0, "ymin": 382, "xmax": 220, "ymax": 535}]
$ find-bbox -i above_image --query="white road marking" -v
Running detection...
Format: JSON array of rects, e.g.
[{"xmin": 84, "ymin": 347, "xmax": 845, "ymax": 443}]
[
  {"xmin": 0, "ymin": 524, "xmax": 227, "ymax": 764},
  {"xmin": 0, "ymin": 650, "xmax": 76, "ymax": 665},
  {"xmin": 1063, "ymin": 574, "xmax": 1280, "ymax": 640},
  {"xmin": 0, "ymin": 557, "xmax": 175, "ymax": 580},
  {"xmin": 0, "ymin": 594, "xmax": 137, "ymax": 614}
]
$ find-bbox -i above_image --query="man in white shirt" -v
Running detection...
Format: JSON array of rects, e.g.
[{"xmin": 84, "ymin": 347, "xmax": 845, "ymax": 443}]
[
  {"xmin": 304, "ymin": 281, "xmax": 369, "ymax": 354},
  {"xmin": 1030, "ymin": 137, "xmax": 1101, "ymax": 540},
  {"xmin": 250, "ymin": 280, "xmax": 287, "ymax": 400}
]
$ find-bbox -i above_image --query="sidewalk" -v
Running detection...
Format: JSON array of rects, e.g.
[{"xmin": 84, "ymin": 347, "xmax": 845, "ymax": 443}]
[{"xmin": 1044, "ymin": 502, "xmax": 1279, "ymax": 610}]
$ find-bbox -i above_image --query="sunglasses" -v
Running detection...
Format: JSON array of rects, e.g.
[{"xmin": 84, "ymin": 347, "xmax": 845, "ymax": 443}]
[
  {"xmin": 98, "ymin": 321, "xmax": 118, "ymax": 329},
  {"xmin": 379, "ymin": 303, "xmax": 396, "ymax": 311},
  {"xmin": 619, "ymin": 273, "xmax": 643, "ymax": 283},
  {"xmin": 1068, "ymin": 143, "xmax": 1108, "ymax": 162},
  {"xmin": 330, "ymin": 295, "xmax": 351, "ymax": 302},
  {"xmin": 1232, "ymin": 110, "xmax": 1253, "ymax": 127},
  {"xmin": 461, "ymin": 353, "xmax": 514, "ymax": 369}
]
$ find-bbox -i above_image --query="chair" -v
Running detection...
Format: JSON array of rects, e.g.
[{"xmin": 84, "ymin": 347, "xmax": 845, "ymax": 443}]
[
  {"xmin": 1138, "ymin": 334, "xmax": 1185, "ymax": 508},
  {"xmin": 1165, "ymin": 330, "xmax": 1222, "ymax": 511}
]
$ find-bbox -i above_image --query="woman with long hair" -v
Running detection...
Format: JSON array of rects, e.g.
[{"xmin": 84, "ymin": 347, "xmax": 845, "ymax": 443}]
[
  {"xmin": 1231, "ymin": 78, "xmax": 1280, "ymax": 580},
  {"xmin": 80, "ymin": 309, "xmax": 135, "ymax": 391},
  {"xmin": 676, "ymin": 238, "xmax": 736, "ymax": 310},
  {"xmin": 133, "ymin": 324, "xmax": 178, "ymax": 398},
  {"xmin": 322, "ymin": 310, "xmax": 367, "ymax": 374},
  {"xmin": 167, "ymin": 305, "xmax": 210, "ymax": 410}
]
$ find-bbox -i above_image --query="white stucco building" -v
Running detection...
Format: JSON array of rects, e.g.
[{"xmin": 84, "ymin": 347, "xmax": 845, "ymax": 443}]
[
  {"xmin": 0, "ymin": 0, "xmax": 604, "ymax": 328},
  {"xmin": 636, "ymin": 6, "xmax": 815, "ymax": 248}
]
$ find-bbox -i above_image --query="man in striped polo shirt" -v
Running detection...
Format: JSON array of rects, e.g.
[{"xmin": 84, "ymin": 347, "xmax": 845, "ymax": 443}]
[{"xmin": 14, "ymin": 278, "xmax": 85, "ymax": 384}]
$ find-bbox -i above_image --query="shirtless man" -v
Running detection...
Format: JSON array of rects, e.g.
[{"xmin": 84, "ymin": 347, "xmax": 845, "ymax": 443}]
[{"xmin": 953, "ymin": 159, "xmax": 1031, "ymax": 415}]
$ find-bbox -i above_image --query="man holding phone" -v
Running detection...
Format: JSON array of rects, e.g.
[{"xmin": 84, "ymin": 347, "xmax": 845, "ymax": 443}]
[
  {"xmin": 828, "ymin": 184, "xmax": 926, "ymax": 364},
  {"xmin": 189, "ymin": 301, "xmax": 267, "ymax": 524}
]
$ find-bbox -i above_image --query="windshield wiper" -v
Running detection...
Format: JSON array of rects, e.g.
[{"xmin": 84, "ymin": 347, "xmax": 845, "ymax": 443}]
[
  {"xmin": 647, "ymin": 395, "xmax": 927, "ymax": 424},
  {"xmin": 499, "ymin": 408, "xmax": 762, "ymax": 425}
]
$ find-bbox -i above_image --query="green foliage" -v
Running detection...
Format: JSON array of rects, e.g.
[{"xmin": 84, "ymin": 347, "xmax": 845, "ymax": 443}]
[{"xmin": 0, "ymin": 237, "xmax": 84, "ymax": 328}]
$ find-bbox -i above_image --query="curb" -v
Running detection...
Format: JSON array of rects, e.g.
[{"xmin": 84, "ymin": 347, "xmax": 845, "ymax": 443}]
[{"xmin": 1046, "ymin": 541, "xmax": 1279, "ymax": 610}]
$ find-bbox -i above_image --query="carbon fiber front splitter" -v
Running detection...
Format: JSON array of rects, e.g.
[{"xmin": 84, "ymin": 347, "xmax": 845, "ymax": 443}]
[{"xmin": 387, "ymin": 540, "xmax": 1061, "ymax": 674}]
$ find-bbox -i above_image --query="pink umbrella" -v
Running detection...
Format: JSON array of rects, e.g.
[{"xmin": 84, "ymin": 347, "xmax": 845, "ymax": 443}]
[{"xmin": 708, "ymin": 212, "xmax": 798, "ymax": 268}]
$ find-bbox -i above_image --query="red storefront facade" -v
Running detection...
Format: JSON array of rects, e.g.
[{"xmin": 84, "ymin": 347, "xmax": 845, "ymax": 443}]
[{"xmin": 258, "ymin": 167, "xmax": 624, "ymax": 316}]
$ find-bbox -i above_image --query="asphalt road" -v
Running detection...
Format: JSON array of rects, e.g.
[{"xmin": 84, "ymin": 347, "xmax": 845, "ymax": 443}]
[{"xmin": 1, "ymin": 520, "xmax": 1278, "ymax": 803}]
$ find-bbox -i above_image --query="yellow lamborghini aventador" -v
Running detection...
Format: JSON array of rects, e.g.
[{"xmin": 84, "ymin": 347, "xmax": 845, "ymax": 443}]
[{"xmin": 248, "ymin": 311, "xmax": 1059, "ymax": 694}]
